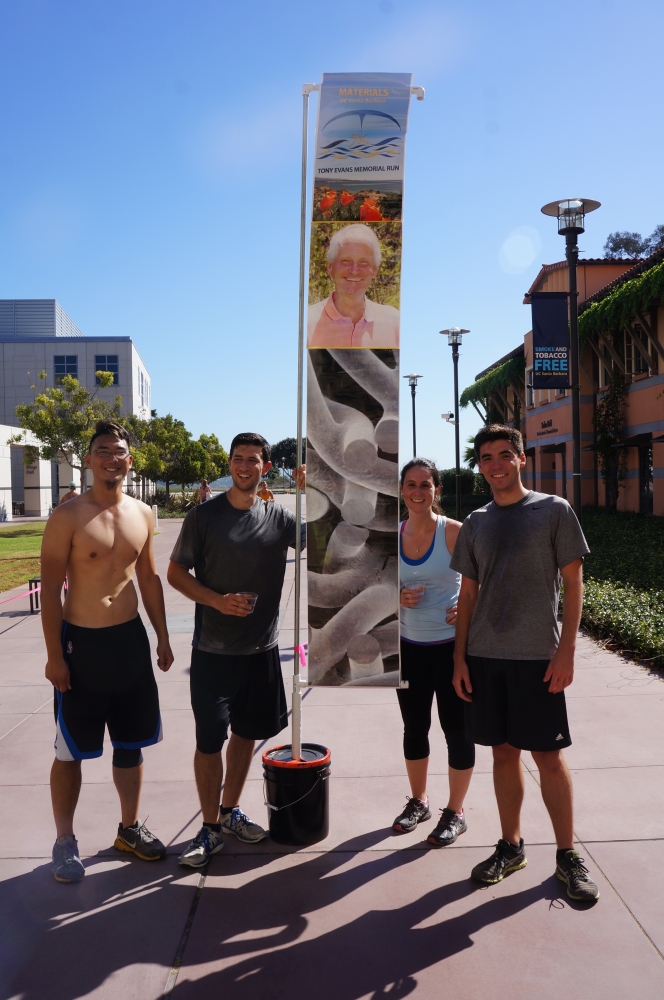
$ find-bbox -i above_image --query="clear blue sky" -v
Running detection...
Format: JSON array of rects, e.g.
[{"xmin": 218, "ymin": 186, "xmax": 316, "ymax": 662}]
[{"xmin": 1, "ymin": 0, "xmax": 662, "ymax": 469}]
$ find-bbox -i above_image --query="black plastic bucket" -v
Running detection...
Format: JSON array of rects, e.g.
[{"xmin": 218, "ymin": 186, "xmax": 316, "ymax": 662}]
[{"xmin": 262, "ymin": 743, "xmax": 331, "ymax": 846}]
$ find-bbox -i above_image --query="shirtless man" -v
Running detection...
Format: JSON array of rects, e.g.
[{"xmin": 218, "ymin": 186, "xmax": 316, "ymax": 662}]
[
  {"xmin": 41, "ymin": 419, "xmax": 174, "ymax": 883},
  {"xmin": 59, "ymin": 481, "xmax": 79, "ymax": 505}
]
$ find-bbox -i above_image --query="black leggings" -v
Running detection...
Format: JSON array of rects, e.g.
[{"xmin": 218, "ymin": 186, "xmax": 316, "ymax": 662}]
[{"xmin": 397, "ymin": 639, "xmax": 475, "ymax": 770}]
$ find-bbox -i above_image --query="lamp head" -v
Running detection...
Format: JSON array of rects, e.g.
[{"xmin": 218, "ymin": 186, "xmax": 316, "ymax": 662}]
[
  {"xmin": 403, "ymin": 373, "xmax": 423, "ymax": 387},
  {"xmin": 541, "ymin": 198, "xmax": 600, "ymax": 235},
  {"xmin": 440, "ymin": 327, "xmax": 470, "ymax": 346}
]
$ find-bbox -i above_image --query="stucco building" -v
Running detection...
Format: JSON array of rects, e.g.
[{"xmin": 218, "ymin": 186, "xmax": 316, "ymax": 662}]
[
  {"xmin": 0, "ymin": 300, "xmax": 151, "ymax": 516},
  {"xmin": 462, "ymin": 251, "xmax": 664, "ymax": 516}
]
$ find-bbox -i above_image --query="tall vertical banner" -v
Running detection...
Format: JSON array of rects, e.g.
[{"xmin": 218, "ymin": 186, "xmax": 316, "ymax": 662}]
[
  {"xmin": 531, "ymin": 292, "xmax": 570, "ymax": 390},
  {"xmin": 306, "ymin": 72, "xmax": 413, "ymax": 686}
]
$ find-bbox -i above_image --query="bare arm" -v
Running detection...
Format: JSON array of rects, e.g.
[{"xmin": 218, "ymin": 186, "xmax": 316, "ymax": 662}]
[
  {"xmin": 135, "ymin": 515, "xmax": 174, "ymax": 672},
  {"xmin": 166, "ymin": 561, "xmax": 252, "ymax": 617},
  {"xmin": 40, "ymin": 510, "xmax": 74, "ymax": 692},
  {"xmin": 543, "ymin": 558, "xmax": 583, "ymax": 694},
  {"xmin": 452, "ymin": 575, "xmax": 479, "ymax": 702}
]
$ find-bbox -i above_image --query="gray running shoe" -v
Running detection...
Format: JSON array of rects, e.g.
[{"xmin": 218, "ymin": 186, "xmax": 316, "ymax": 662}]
[
  {"xmin": 220, "ymin": 807, "xmax": 267, "ymax": 844},
  {"xmin": 178, "ymin": 825, "xmax": 224, "ymax": 868},
  {"xmin": 114, "ymin": 820, "xmax": 167, "ymax": 861},
  {"xmin": 427, "ymin": 808, "xmax": 467, "ymax": 847},
  {"xmin": 472, "ymin": 838, "xmax": 527, "ymax": 884},
  {"xmin": 392, "ymin": 796, "xmax": 431, "ymax": 833},
  {"xmin": 556, "ymin": 850, "xmax": 600, "ymax": 902},
  {"xmin": 52, "ymin": 834, "xmax": 85, "ymax": 883}
]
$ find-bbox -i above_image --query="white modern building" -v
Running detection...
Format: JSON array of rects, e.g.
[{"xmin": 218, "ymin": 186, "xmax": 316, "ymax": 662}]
[{"xmin": 0, "ymin": 300, "xmax": 152, "ymax": 516}]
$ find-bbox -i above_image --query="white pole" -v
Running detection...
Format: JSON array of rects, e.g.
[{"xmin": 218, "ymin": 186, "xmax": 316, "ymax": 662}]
[
  {"xmin": 152, "ymin": 504, "xmax": 159, "ymax": 530},
  {"xmin": 292, "ymin": 83, "xmax": 318, "ymax": 762}
]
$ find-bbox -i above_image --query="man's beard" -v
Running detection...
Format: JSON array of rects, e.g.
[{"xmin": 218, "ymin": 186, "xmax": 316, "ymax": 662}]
[{"xmin": 232, "ymin": 475, "xmax": 258, "ymax": 492}]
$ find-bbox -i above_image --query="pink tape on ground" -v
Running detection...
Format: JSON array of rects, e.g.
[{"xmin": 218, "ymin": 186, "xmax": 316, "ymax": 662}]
[{"xmin": 0, "ymin": 584, "xmax": 41, "ymax": 606}]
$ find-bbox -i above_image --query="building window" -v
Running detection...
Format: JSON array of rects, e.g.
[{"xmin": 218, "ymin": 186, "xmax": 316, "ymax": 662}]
[
  {"xmin": 95, "ymin": 355, "xmax": 119, "ymax": 385},
  {"xmin": 526, "ymin": 368, "xmax": 534, "ymax": 407},
  {"xmin": 54, "ymin": 355, "xmax": 78, "ymax": 383}
]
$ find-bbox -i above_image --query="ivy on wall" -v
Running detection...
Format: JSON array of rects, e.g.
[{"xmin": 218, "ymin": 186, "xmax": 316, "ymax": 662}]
[
  {"xmin": 579, "ymin": 258, "xmax": 664, "ymax": 346},
  {"xmin": 459, "ymin": 355, "xmax": 525, "ymax": 409}
]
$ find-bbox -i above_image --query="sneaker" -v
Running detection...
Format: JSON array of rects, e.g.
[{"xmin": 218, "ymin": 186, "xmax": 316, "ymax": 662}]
[
  {"xmin": 556, "ymin": 850, "xmax": 600, "ymax": 902},
  {"xmin": 220, "ymin": 807, "xmax": 267, "ymax": 844},
  {"xmin": 427, "ymin": 808, "xmax": 467, "ymax": 847},
  {"xmin": 114, "ymin": 820, "xmax": 167, "ymax": 861},
  {"xmin": 178, "ymin": 825, "xmax": 224, "ymax": 868},
  {"xmin": 392, "ymin": 796, "xmax": 432, "ymax": 833},
  {"xmin": 471, "ymin": 838, "xmax": 527, "ymax": 884},
  {"xmin": 51, "ymin": 834, "xmax": 85, "ymax": 883}
]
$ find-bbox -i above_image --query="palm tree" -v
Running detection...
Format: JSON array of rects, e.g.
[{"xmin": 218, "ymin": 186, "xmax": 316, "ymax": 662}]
[{"xmin": 464, "ymin": 436, "xmax": 477, "ymax": 470}]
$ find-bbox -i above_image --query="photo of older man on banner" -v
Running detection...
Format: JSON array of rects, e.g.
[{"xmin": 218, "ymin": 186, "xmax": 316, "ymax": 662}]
[{"xmin": 306, "ymin": 72, "xmax": 413, "ymax": 686}]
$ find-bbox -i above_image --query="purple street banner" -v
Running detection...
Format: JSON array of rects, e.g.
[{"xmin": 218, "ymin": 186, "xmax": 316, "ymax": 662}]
[
  {"xmin": 306, "ymin": 72, "xmax": 413, "ymax": 686},
  {"xmin": 531, "ymin": 292, "xmax": 570, "ymax": 390}
]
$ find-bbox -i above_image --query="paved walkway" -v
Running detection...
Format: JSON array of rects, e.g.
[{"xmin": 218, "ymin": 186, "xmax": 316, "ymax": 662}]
[{"xmin": 1, "ymin": 502, "xmax": 664, "ymax": 998}]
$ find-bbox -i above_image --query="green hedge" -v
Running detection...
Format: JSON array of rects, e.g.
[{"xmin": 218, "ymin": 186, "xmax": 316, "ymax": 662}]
[{"xmin": 580, "ymin": 508, "xmax": 664, "ymax": 664}]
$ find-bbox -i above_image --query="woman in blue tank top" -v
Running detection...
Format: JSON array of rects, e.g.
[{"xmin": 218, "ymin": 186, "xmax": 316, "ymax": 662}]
[{"xmin": 393, "ymin": 459, "xmax": 475, "ymax": 846}]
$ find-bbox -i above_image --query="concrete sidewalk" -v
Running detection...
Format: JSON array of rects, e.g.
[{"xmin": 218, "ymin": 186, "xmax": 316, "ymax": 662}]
[{"xmin": 1, "ymin": 504, "xmax": 664, "ymax": 998}]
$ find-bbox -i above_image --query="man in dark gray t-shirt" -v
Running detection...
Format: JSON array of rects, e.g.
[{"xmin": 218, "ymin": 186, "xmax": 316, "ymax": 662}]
[
  {"xmin": 451, "ymin": 424, "xmax": 599, "ymax": 903},
  {"xmin": 167, "ymin": 432, "xmax": 305, "ymax": 869}
]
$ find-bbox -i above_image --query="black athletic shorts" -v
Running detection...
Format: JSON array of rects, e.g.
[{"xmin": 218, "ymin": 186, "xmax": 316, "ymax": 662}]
[
  {"xmin": 190, "ymin": 645, "xmax": 287, "ymax": 753},
  {"xmin": 465, "ymin": 656, "xmax": 572, "ymax": 752},
  {"xmin": 54, "ymin": 617, "xmax": 162, "ymax": 762}
]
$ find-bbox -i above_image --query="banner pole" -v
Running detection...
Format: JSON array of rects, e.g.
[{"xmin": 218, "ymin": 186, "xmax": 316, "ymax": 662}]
[{"xmin": 293, "ymin": 83, "xmax": 318, "ymax": 762}]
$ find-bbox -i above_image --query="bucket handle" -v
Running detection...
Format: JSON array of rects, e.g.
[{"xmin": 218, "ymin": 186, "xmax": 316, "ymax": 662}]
[{"xmin": 263, "ymin": 771, "xmax": 329, "ymax": 813}]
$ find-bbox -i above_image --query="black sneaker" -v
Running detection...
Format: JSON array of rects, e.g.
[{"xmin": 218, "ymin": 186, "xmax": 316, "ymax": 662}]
[
  {"xmin": 427, "ymin": 808, "xmax": 467, "ymax": 847},
  {"xmin": 392, "ymin": 796, "xmax": 431, "ymax": 833},
  {"xmin": 114, "ymin": 820, "xmax": 167, "ymax": 861},
  {"xmin": 556, "ymin": 850, "xmax": 600, "ymax": 902},
  {"xmin": 471, "ymin": 838, "xmax": 527, "ymax": 883}
]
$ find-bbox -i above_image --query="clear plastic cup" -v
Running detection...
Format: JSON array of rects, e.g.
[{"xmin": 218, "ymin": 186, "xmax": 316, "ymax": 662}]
[
  {"xmin": 236, "ymin": 592, "xmax": 259, "ymax": 613},
  {"xmin": 411, "ymin": 584, "xmax": 426, "ymax": 599}
]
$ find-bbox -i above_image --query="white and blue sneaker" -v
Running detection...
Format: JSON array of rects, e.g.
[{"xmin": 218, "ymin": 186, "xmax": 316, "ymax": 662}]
[
  {"xmin": 178, "ymin": 825, "xmax": 224, "ymax": 868},
  {"xmin": 52, "ymin": 834, "xmax": 85, "ymax": 883},
  {"xmin": 220, "ymin": 807, "xmax": 267, "ymax": 844}
]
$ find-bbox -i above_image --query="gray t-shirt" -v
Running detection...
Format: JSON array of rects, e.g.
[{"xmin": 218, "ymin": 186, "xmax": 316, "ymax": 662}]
[
  {"xmin": 450, "ymin": 491, "xmax": 589, "ymax": 660},
  {"xmin": 170, "ymin": 493, "xmax": 305, "ymax": 656}
]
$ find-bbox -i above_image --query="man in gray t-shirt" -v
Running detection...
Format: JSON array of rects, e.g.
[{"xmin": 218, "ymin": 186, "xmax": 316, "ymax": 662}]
[
  {"xmin": 167, "ymin": 432, "xmax": 305, "ymax": 869},
  {"xmin": 450, "ymin": 424, "xmax": 599, "ymax": 903}
]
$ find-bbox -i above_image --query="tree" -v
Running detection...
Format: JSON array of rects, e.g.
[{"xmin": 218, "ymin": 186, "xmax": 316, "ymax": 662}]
[
  {"xmin": 594, "ymin": 367, "xmax": 628, "ymax": 512},
  {"xmin": 464, "ymin": 436, "xmax": 477, "ymax": 470},
  {"xmin": 131, "ymin": 413, "xmax": 190, "ymax": 498},
  {"xmin": 13, "ymin": 370, "xmax": 121, "ymax": 474},
  {"xmin": 198, "ymin": 433, "xmax": 229, "ymax": 482},
  {"xmin": 604, "ymin": 225, "xmax": 664, "ymax": 259},
  {"xmin": 271, "ymin": 437, "xmax": 297, "ymax": 470},
  {"xmin": 168, "ymin": 438, "xmax": 207, "ymax": 496}
]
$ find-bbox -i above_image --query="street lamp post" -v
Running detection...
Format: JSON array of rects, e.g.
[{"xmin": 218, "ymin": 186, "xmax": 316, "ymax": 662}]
[
  {"xmin": 404, "ymin": 373, "xmax": 423, "ymax": 456},
  {"xmin": 440, "ymin": 328, "xmax": 470, "ymax": 522},
  {"xmin": 541, "ymin": 198, "xmax": 600, "ymax": 518}
]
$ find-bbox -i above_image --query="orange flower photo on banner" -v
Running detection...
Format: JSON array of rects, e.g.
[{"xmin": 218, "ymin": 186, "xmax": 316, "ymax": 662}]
[
  {"xmin": 319, "ymin": 190, "xmax": 337, "ymax": 216},
  {"xmin": 340, "ymin": 190, "xmax": 355, "ymax": 206},
  {"xmin": 359, "ymin": 198, "xmax": 384, "ymax": 221}
]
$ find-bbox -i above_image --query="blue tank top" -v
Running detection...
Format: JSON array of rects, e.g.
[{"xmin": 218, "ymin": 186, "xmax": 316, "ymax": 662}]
[{"xmin": 399, "ymin": 515, "xmax": 461, "ymax": 645}]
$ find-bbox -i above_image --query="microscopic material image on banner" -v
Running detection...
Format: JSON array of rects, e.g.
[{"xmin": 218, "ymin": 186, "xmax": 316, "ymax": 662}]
[
  {"xmin": 306, "ymin": 72, "xmax": 413, "ymax": 687},
  {"xmin": 307, "ymin": 348, "xmax": 400, "ymax": 685}
]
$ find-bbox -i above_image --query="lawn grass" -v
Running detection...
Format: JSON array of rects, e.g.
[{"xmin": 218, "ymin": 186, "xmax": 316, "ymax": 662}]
[
  {"xmin": 0, "ymin": 523, "xmax": 45, "ymax": 593},
  {"xmin": 580, "ymin": 508, "xmax": 664, "ymax": 665}
]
